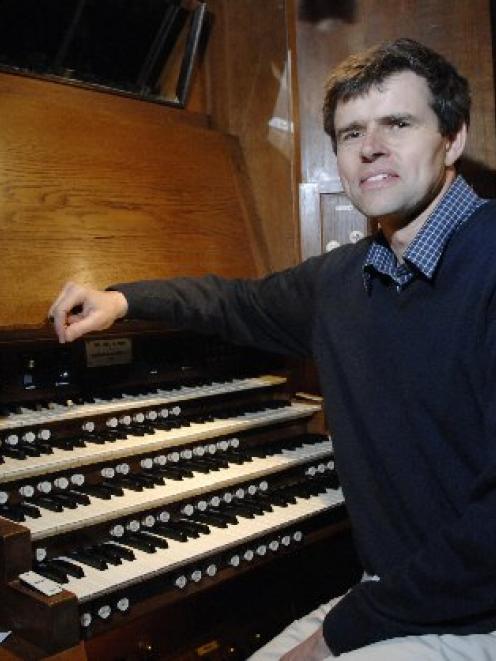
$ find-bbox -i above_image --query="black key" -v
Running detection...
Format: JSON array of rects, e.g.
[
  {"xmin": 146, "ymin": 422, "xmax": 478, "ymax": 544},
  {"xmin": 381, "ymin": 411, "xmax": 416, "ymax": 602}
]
[
  {"xmin": 204, "ymin": 455, "xmax": 229, "ymax": 468},
  {"xmin": 34, "ymin": 562, "xmax": 68, "ymax": 584},
  {"xmin": 120, "ymin": 534, "xmax": 156, "ymax": 554},
  {"xmin": 138, "ymin": 530, "xmax": 168, "ymax": 549},
  {"xmin": 264, "ymin": 492, "xmax": 290, "ymax": 507},
  {"xmin": 248, "ymin": 446, "xmax": 269, "ymax": 458},
  {"xmin": 176, "ymin": 518, "xmax": 211, "ymax": 534},
  {"xmin": 149, "ymin": 467, "xmax": 181, "ymax": 481},
  {"xmin": 221, "ymin": 450, "xmax": 249, "ymax": 464},
  {"xmin": 83, "ymin": 434, "xmax": 108, "ymax": 445},
  {"xmin": 128, "ymin": 424, "xmax": 155, "ymax": 435},
  {"xmin": 51, "ymin": 493, "xmax": 78, "ymax": 509},
  {"xmin": 25, "ymin": 496, "xmax": 64, "ymax": 513},
  {"xmin": 35, "ymin": 442, "xmax": 54, "ymax": 455},
  {"xmin": 188, "ymin": 512, "xmax": 228, "ymax": 528},
  {"xmin": 304, "ymin": 433, "xmax": 330, "ymax": 447},
  {"xmin": 152, "ymin": 420, "xmax": 176, "ymax": 431},
  {"xmin": 181, "ymin": 460, "xmax": 211, "ymax": 474},
  {"xmin": 50, "ymin": 558, "xmax": 85, "ymax": 578},
  {"xmin": 111, "ymin": 477, "xmax": 143, "ymax": 493},
  {"xmin": 282, "ymin": 485, "xmax": 307, "ymax": 501},
  {"xmin": 90, "ymin": 545, "xmax": 122, "ymax": 566},
  {"xmin": 225, "ymin": 502, "xmax": 256, "ymax": 518},
  {"xmin": 153, "ymin": 523, "xmax": 188, "ymax": 542},
  {"xmin": 165, "ymin": 464, "xmax": 194, "ymax": 478},
  {"xmin": 243, "ymin": 496, "xmax": 272, "ymax": 513},
  {"xmin": 100, "ymin": 481, "xmax": 125, "ymax": 497},
  {"xmin": 2, "ymin": 447, "xmax": 27, "ymax": 460},
  {"xmin": 102, "ymin": 542, "xmax": 135, "ymax": 561},
  {"xmin": 131, "ymin": 473, "xmax": 162, "ymax": 487},
  {"xmin": 125, "ymin": 426, "xmax": 147, "ymax": 437},
  {"xmin": 67, "ymin": 490, "xmax": 91, "ymax": 506},
  {"xmin": 207, "ymin": 507, "xmax": 238, "ymax": 524},
  {"xmin": 72, "ymin": 485, "xmax": 112, "ymax": 500},
  {"xmin": 50, "ymin": 438, "xmax": 77, "ymax": 451},
  {"xmin": 155, "ymin": 466, "xmax": 186, "ymax": 480},
  {"xmin": 193, "ymin": 455, "xmax": 225, "ymax": 469},
  {"xmin": 165, "ymin": 520, "xmax": 200, "ymax": 538},
  {"xmin": 93, "ymin": 544, "xmax": 128, "ymax": 565},
  {"xmin": 136, "ymin": 472, "xmax": 164, "ymax": 486},
  {"xmin": 286, "ymin": 482, "xmax": 314, "ymax": 499},
  {"xmin": 0, "ymin": 504, "xmax": 25, "ymax": 522},
  {"xmin": 70, "ymin": 550, "xmax": 107, "ymax": 570},
  {"xmin": 106, "ymin": 428, "xmax": 128, "ymax": 441},
  {"xmin": 174, "ymin": 416, "xmax": 192, "ymax": 428},
  {"xmin": 18, "ymin": 502, "xmax": 42, "ymax": 518},
  {"xmin": 19, "ymin": 444, "xmax": 41, "ymax": 457}
]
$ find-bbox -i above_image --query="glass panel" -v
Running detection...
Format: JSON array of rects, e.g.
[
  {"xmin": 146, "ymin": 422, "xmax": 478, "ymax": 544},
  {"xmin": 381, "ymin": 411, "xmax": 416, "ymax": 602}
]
[{"xmin": 0, "ymin": 0, "xmax": 206, "ymax": 106}]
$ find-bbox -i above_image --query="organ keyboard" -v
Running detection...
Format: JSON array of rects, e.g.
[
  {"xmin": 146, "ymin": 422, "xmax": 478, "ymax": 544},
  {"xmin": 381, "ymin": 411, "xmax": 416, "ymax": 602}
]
[{"xmin": 0, "ymin": 328, "xmax": 351, "ymax": 660}]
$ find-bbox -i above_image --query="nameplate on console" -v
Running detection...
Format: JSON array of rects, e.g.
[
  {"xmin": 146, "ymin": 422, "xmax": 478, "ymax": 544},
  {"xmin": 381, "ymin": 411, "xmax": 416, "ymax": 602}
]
[{"xmin": 85, "ymin": 338, "xmax": 132, "ymax": 367}]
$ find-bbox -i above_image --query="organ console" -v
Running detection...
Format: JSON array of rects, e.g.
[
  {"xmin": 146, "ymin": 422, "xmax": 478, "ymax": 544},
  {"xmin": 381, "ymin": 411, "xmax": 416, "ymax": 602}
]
[
  {"xmin": 0, "ymin": 327, "xmax": 357, "ymax": 659},
  {"xmin": 0, "ymin": 29, "xmax": 360, "ymax": 658}
]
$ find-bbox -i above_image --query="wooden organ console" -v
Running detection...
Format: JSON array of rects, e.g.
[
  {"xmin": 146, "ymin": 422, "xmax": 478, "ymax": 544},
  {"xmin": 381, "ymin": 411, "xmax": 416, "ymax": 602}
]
[{"xmin": 0, "ymin": 69, "xmax": 360, "ymax": 660}]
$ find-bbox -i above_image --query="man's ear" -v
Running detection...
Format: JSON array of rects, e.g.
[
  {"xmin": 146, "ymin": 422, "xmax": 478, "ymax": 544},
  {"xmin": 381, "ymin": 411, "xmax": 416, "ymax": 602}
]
[{"xmin": 445, "ymin": 123, "xmax": 467, "ymax": 167}]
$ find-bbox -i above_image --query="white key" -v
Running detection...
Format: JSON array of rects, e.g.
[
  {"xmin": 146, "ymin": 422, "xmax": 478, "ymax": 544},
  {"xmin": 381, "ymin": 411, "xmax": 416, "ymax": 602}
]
[
  {"xmin": 25, "ymin": 440, "xmax": 332, "ymax": 540},
  {"xmin": 1, "ymin": 402, "xmax": 320, "ymax": 484},
  {"xmin": 60, "ymin": 488, "xmax": 344, "ymax": 602},
  {"xmin": 0, "ymin": 375, "xmax": 286, "ymax": 432}
]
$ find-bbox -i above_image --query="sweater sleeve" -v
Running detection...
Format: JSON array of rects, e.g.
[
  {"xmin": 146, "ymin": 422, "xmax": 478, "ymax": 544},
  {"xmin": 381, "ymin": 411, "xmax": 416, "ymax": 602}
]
[
  {"xmin": 110, "ymin": 256, "xmax": 325, "ymax": 358},
  {"xmin": 323, "ymin": 316, "xmax": 496, "ymax": 655}
]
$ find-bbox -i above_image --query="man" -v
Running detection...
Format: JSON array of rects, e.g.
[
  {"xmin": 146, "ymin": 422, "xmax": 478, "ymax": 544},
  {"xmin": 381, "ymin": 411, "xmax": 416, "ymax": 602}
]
[{"xmin": 49, "ymin": 39, "xmax": 496, "ymax": 659}]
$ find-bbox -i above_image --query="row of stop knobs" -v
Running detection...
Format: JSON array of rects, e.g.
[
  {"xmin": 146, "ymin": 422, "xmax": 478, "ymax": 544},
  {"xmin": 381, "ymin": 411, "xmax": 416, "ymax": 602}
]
[{"xmin": 79, "ymin": 529, "xmax": 303, "ymax": 629}]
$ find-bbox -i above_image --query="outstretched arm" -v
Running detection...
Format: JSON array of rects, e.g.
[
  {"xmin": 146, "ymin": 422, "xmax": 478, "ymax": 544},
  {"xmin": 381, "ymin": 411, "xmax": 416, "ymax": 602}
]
[{"xmin": 49, "ymin": 256, "xmax": 325, "ymax": 355}]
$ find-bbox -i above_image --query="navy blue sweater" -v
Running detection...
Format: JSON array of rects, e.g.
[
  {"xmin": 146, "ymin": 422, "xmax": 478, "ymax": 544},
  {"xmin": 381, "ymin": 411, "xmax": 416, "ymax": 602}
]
[{"xmin": 114, "ymin": 200, "xmax": 496, "ymax": 655}]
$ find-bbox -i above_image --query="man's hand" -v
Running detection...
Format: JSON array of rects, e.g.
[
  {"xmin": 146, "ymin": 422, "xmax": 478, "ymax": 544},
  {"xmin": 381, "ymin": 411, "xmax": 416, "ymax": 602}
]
[
  {"xmin": 280, "ymin": 626, "xmax": 332, "ymax": 661},
  {"xmin": 48, "ymin": 281, "xmax": 128, "ymax": 343}
]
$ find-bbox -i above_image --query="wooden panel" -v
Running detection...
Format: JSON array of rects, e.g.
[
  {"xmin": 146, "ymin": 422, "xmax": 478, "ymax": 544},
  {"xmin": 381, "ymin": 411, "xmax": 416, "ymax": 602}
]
[
  {"xmin": 0, "ymin": 72, "xmax": 265, "ymax": 329},
  {"xmin": 205, "ymin": 0, "xmax": 299, "ymax": 271},
  {"xmin": 299, "ymin": 183, "xmax": 321, "ymax": 258},
  {"xmin": 0, "ymin": 581, "xmax": 80, "ymax": 654},
  {"xmin": 0, "ymin": 639, "xmax": 87, "ymax": 661},
  {"xmin": 0, "ymin": 519, "xmax": 31, "ymax": 583},
  {"xmin": 83, "ymin": 523, "xmax": 359, "ymax": 661},
  {"xmin": 321, "ymin": 194, "xmax": 367, "ymax": 254}
]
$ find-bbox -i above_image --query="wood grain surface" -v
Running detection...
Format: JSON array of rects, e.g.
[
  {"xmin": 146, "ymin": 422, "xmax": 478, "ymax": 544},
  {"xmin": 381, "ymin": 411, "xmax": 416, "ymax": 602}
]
[{"xmin": 0, "ymin": 73, "xmax": 263, "ymax": 329}]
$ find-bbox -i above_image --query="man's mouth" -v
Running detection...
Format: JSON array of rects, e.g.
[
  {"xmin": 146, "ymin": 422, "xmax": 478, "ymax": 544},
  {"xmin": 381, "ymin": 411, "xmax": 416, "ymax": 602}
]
[{"xmin": 360, "ymin": 172, "xmax": 399, "ymax": 187}]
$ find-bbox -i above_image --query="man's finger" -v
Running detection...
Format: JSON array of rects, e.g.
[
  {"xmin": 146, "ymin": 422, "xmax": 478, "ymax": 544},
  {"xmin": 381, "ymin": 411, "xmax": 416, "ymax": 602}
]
[
  {"xmin": 48, "ymin": 281, "xmax": 77, "ymax": 319},
  {"xmin": 64, "ymin": 312, "xmax": 101, "ymax": 343},
  {"xmin": 51, "ymin": 289, "xmax": 88, "ymax": 342}
]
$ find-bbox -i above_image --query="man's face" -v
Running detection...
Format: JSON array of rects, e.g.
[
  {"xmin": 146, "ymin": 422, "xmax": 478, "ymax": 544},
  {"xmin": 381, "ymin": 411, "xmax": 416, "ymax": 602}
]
[{"xmin": 334, "ymin": 71, "xmax": 455, "ymax": 225}]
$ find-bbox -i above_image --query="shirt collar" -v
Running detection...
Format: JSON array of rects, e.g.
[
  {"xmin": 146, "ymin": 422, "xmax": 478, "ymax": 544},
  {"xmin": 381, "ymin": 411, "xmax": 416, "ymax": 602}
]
[{"xmin": 362, "ymin": 176, "xmax": 487, "ymax": 292}]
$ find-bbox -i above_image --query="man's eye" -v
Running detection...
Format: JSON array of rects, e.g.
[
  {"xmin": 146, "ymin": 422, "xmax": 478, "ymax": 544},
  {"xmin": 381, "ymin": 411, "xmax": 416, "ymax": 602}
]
[
  {"xmin": 393, "ymin": 120, "xmax": 409, "ymax": 129},
  {"xmin": 342, "ymin": 130, "xmax": 360, "ymax": 141}
]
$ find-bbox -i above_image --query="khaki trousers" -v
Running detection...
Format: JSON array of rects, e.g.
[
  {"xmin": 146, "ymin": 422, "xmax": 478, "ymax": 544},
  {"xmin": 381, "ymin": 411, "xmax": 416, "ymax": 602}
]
[{"xmin": 248, "ymin": 592, "xmax": 496, "ymax": 660}]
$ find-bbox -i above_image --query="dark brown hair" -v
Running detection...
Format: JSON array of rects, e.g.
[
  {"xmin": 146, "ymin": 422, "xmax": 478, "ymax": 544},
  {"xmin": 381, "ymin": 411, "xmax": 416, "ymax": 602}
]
[{"xmin": 323, "ymin": 38, "xmax": 470, "ymax": 152}]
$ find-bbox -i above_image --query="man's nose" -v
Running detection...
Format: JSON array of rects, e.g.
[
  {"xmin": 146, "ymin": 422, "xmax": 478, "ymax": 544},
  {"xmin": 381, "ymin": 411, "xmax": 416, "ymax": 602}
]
[{"xmin": 360, "ymin": 128, "xmax": 388, "ymax": 161}]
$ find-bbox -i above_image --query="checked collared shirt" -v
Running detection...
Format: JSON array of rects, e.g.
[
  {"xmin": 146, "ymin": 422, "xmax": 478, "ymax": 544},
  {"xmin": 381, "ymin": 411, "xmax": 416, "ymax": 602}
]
[{"xmin": 362, "ymin": 176, "xmax": 487, "ymax": 292}]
